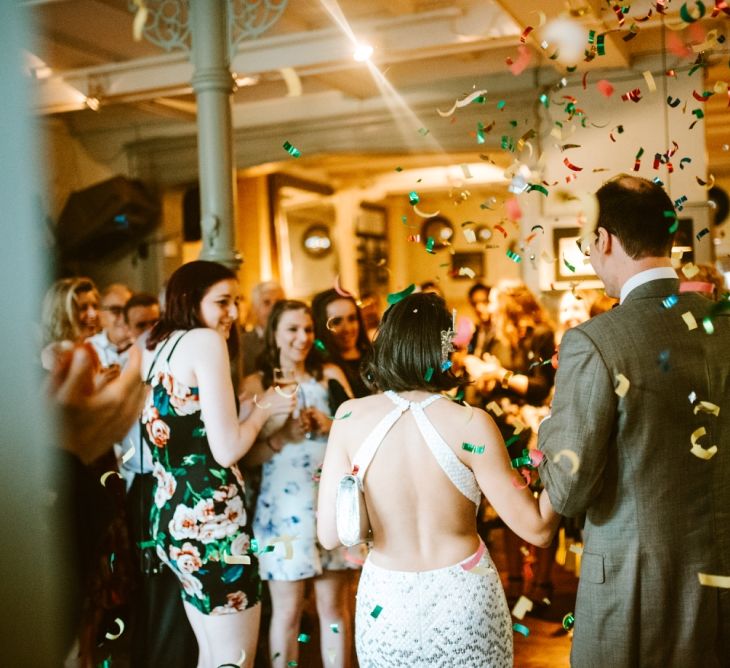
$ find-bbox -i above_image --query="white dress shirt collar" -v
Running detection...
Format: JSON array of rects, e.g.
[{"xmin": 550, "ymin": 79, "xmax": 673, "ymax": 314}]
[{"xmin": 620, "ymin": 267, "xmax": 678, "ymax": 304}]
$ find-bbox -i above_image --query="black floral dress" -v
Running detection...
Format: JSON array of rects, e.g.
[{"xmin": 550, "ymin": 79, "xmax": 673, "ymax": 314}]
[{"xmin": 141, "ymin": 331, "xmax": 261, "ymax": 615}]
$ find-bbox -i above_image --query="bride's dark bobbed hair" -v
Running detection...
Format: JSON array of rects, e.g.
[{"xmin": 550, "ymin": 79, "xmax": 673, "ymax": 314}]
[{"xmin": 363, "ymin": 292, "xmax": 466, "ymax": 393}]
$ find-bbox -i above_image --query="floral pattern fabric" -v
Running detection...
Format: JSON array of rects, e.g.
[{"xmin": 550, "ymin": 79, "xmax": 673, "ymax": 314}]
[
  {"xmin": 141, "ymin": 332, "xmax": 261, "ymax": 615},
  {"xmin": 254, "ymin": 377, "xmax": 367, "ymax": 581}
]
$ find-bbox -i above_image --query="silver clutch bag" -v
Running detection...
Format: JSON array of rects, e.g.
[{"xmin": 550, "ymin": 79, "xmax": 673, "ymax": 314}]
[{"xmin": 335, "ymin": 473, "xmax": 371, "ymax": 547}]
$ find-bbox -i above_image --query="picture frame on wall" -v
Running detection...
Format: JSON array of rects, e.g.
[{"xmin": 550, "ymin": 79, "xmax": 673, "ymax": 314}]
[
  {"xmin": 551, "ymin": 226, "xmax": 601, "ymax": 288},
  {"xmin": 451, "ymin": 251, "xmax": 485, "ymax": 280}
]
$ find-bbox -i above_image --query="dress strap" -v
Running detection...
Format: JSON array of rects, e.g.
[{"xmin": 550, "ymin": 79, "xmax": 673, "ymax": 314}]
[
  {"xmin": 165, "ymin": 330, "xmax": 189, "ymax": 362},
  {"xmin": 144, "ymin": 331, "xmax": 188, "ymax": 383},
  {"xmin": 351, "ymin": 400, "xmax": 409, "ymax": 482},
  {"xmin": 409, "ymin": 401, "xmax": 482, "ymax": 508}
]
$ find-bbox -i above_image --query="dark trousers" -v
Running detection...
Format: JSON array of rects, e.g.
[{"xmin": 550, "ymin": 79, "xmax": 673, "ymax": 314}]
[{"xmin": 127, "ymin": 473, "xmax": 197, "ymax": 667}]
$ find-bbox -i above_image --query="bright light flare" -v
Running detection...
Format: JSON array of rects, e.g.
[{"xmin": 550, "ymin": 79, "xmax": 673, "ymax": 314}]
[{"xmin": 353, "ymin": 43, "xmax": 373, "ymax": 62}]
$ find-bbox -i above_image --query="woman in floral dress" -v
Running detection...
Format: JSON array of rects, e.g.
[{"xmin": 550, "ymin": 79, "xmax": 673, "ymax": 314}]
[
  {"xmin": 140, "ymin": 261, "xmax": 295, "ymax": 668},
  {"xmin": 241, "ymin": 300, "xmax": 357, "ymax": 668}
]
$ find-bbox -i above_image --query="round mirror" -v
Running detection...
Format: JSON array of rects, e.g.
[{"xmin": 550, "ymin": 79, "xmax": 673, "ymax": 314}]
[
  {"xmin": 302, "ymin": 224, "xmax": 333, "ymax": 257},
  {"xmin": 421, "ymin": 216, "xmax": 454, "ymax": 251}
]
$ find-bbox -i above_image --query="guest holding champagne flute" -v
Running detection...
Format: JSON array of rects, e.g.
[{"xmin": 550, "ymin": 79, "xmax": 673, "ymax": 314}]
[{"xmin": 241, "ymin": 300, "xmax": 356, "ymax": 668}]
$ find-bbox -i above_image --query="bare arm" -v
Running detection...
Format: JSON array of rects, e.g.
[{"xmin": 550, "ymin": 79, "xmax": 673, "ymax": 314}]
[
  {"xmin": 465, "ymin": 408, "xmax": 560, "ymax": 547},
  {"xmin": 191, "ymin": 329, "xmax": 296, "ymax": 467},
  {"xmin": 317, "ymin": 398, "xmax": 358, "ymax": 550}
]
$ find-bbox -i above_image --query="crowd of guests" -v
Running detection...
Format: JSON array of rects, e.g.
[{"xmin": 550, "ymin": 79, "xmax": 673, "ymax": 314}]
[{"xmin": 42, "ymin": 177, "xmax": 729, "ymax": 667}]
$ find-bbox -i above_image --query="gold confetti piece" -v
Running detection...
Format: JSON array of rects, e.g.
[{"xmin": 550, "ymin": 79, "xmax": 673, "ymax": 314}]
[
  {"xmin": 511, "ymin": 595, "xmax": 534, "ymax": 620},
  {"xmin": 569, "ymin": 543, "xmax": 584, "ymax": 555},
  {"xmin": 642, "ymin": 70, "xmax": 657, "ymax": 92},
  {"xmin": 269, "ymin": 534, "xmax": 297, "ymax": 560},
  {"xmin": 698, "ymin": 572, "xmax": 730, "ymax": 588},
  {"xmin": 682, "ymin": 312, "xmax": 698, "ymax": 330},
  {"xmin": 280, "ymin": 67, "xmax": 302, "ymax": 97},
  {"xmin": 553, "ymin": 449, "xmax": 580, "ymax": 475},
  {"xmin": 413, "ymin": 204, "xmax": 441, "ymax": 218},
  {"xmin": 121, "ymin": 446, "xmax": 136, "ymax": 465},
  {"xmin": 682, "ymin": 262, "xmax": 700, "ymax": 278},
  {"xmin": 463, "ymin": 228, "xmax": 477, "ymax": 244},
  {"xmin": 274, "ymin": 385, "xmax": 299, "ymax": 399},
  {"xmin": 105, "ymin": 617, "xmax": 125, "ymax": 640},
  {"xmin": 458, "ymin": 267, "xmax": 476, "ymax": 279},
  {"xmin": 541, "ymin": 250, "xmax": 557, "ymax": 263},
  {"xmin": 693, "ymin": 401, "xmax": 720, "ymax": 416},
  {"xmin": 486, "ymin": 401, "xmax": 503, "ymax": 417},
  {"xmin": 132, "ymin": 0, "xmax": 148, "ymax": 41},
  {"xmin": 512, "ymin": 419, "xmax": 526, "ymax": 435},
  {"xmin": 614, "ymin": 373, "xmax": 630, "ymax": 397},
  {"xmin": 224, "ymin": 554, "xmax": 252, "ymax": 565},
  {"xmin": 100, "ymin": 470, "xmax": 122, "ymax": 487},
  {"xmin": 466, "ymin": 563, "xmax": 492, "ymax": 575},
  {"xmin": 436, "ymin": 89, "xmax": 488, "ymax": 117},
  {"xmin": 690, "ymin": 427, "xmax": 717, "ymax": 460},
  {"xmin": 327, "ymin": 648, "xmax": 337, "ymax": 665},
  {"xmin": 460, "ymin": 163, "xmax": 473, "ymax": 179}
]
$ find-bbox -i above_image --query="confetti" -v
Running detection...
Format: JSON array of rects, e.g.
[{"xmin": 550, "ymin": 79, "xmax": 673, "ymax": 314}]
[
  {"xmin": 486, "ymin": 401, "xmax": 504, "ymax": 417},
  {"xmin": 437, "ymin": 89, "xmax": 488, "ymax": 117},
  {"xmin": 417, "ymin": 127, "xmax": 430, "ymax": 136},
  {"xmin": 280, "ymin": 67, "xmax": 302, "ymax": 97},
  {"xmin": 425, "ymin": 237, "xmax": 436, "ymax": 254},
  {"xmin": 513, "ymin": 623, "xmax": 530, "ymax": 637},
  {"xmin": 424, "ymin": 367, "xmax": 435, "ymax": 382},
  {"xmin": 387, "ymin": 284, "xmax": 416, "ymax": 305},
  {"xmin": 507, "ymin": 249, "xmax": 522, "ymax": 263},
  {"xmin": 282, "ymin": 140, "xmax": 301, "ymax": 158},
  {"xmin": 121, "ymin": 446, "xmax": 136, "ymax": 464},
  {"xmin": 682, "ymin": 312, "xmax": 698, "ymax": 330},
  {"xmin": 105, "ymin": 617, "xmax": 125, "ymax": 640},
  {"xmin": 563, "ymin": 255, "xmax": 576, "ymax": 273},
  {"xmin": 314, "ymin": 339, "xmax": 326, "ymax": 352},
  {"xmin": 682, "ymin": 262, "xmax": 700, "ymax": 278},
  {"xmin": 408, "ymin": 191, "xmax": 420, "ymax": 205},
  {"xmin": 370, "ymin": 605, "xmax": 383, "ymax": 619},
  {"xmin": 330, "ymin": 623, "xmax": 339, "ymax": 634},
  {"xmin": 553, "ymin": 449, "xmax": 580, "ymax": 474},
  {"xmin": 621, "ymin": 88, "xmax": 642, "ymax": 103},
  {"xmin": 458, "ymin": 266, "xmax": 476, "ymax": 279},
  {"xmin": 413, "ymin": 205, "xmax": 441, "ymax": 218},
  {"xmin": 223, "ymin": 554, "xmax": 251, "ymax": 565},
  {"xmin": 462, "ymin": 442, "xmax": 486, "ymax": 454},
  {"xmin": 693, "ymin": 401, "xmax": 720, "ymax": 416},
  {"xmin": 696, "ymin": 227, "xmax": 710, "ymax": 241},
  {"xmin": 297, "ymin": 633, "xmax": 310, "ymax": 643},
  {"xmin": 511, "ymin": 596, "xmax": 534, "ymax": 620},
  {"xmin": 698, "ymin": 573, "xmax": 730, "ymax": 588},
  {"xmin": 690, "ymin": 426, "xmax": 717, "ymax": 460},
  {"xmin": 269, "ymin": 534, "xmax": 297, "ymax": 559},
  {"xmin": 562, "ymin": 612, "xmax": 575, "ymax": 630},
  {"xmin": 331, "ymin": 411, "xmax": 352, "ymax": 420},
  {"xmin": 658, "ymin": 350, "xmax": 671, "ymax": 372},
  {"xmin": 642, "ymin": 70, "xmax": 657, "ymax": 93},
  {"xmin": 100, "ymin": 470, "xmax": 122, "ymax": 487}
]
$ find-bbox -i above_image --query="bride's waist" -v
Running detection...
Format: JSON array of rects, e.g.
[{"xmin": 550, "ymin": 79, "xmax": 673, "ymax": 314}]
[{"xmin": 366, "ymin": 535, "xmax": 486, "ymax": 574}]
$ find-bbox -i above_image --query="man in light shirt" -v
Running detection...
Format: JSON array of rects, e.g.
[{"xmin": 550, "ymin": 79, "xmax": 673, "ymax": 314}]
[
  {"xmin": 87, "ymin": 283, "xmax": 133, "ymax": 370},
  {"xmin": 538, "ymin": 175, "xmax": 730, "ymax": 666}
]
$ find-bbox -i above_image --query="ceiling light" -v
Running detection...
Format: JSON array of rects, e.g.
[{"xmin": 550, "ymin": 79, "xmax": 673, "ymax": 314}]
[
  {"xmin": 85, "ymin": 96, "xmax": 100, "ymax": 111},
  {"xmin": 353, "ymin": 43, "xmax": 374, "ymax": 62}
]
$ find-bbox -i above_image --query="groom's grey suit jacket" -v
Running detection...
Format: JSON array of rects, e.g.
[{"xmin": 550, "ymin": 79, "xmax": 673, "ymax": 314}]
[{"xmin": 538, "ymin": 278, "xmax": 730, "ymax": 667}]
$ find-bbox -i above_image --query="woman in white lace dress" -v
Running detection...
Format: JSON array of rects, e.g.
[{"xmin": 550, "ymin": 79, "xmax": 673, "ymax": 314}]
[{"xmin": 317, "ymin": 292, "xmax": 560, "ymax": 667}]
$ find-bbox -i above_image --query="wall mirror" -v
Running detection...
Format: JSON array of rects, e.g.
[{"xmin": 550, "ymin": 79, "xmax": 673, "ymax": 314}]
[{"xmin": 269, "ymin": 174, "xmax": 337, "ymax": 299}]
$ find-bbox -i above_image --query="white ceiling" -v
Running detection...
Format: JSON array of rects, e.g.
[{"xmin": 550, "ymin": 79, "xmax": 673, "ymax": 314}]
[{"xmin": 24, "ymin": 0, "xmax": 730, "ymax": 181}]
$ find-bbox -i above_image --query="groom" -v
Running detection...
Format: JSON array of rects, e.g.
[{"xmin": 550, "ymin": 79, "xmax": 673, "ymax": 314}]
[{"xmin": 538, "ymin": 175, "xmax": 730, "ymax": 667}]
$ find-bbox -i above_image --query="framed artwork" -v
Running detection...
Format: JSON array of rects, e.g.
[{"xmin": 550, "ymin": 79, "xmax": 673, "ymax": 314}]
[
  {"xmin": 552, "ymin": 226, "xmax": 598, "ymax": 283},
  {"xmin": 451, "ymin": 251, "xmax": 484, "ymax": 279}
]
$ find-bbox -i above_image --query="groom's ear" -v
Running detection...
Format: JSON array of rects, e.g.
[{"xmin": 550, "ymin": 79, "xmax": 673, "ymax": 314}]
[{"xmin": 596, "ymin": 227, "xmax": 612, "ymax": 255}]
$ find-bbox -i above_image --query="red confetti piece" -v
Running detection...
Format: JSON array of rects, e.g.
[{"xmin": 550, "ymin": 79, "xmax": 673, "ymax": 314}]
[
  {"xmin": 693, "ymin": 90, "xmax": 713, "ymax": 101},
  {"xmin": 507, "ymin": 45, "xmax": 532, "ymax": 76},
  {"xmin": 505, "ymin": 197, "xmax": 522, "ymax": 222},
  {"xmin": 494, "ymin": 224, "xmax": 508, "ymax": 238},
  {"xmin": 520, "ymin": 26, "xmax": 534, "ymax": 43},
  {"xmin": 621, "ymin": 88, "xmax": 642, "ymax": 103},
  {"xmin": 563, "ymin": 157, "xmax": 583, "ymax": 171},
  {"xmin": 597, "ymin": 79, "xmax": 615, "ymax": 97}
]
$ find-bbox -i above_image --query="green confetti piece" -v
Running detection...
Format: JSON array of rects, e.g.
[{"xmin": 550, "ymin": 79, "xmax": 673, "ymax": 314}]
[
  {"xmin": 424, "ymin": 367, "xmax": 434, "ymax": 382},
  {"xmin": 409, "ymin": 191, "xmax": 420, "ymax": 205},
  {"xmin": 702, "ymin": 317, "xmax": 715, "ymax": 334},
  {"xmin": 425, "ymin": 237, "xmax": 436, "ymax": 253},
  {"xmin": 497, "ymin": 100, "xmax": 506, "ymax": 110},
  {"xmin": 395, "ymin": 166, "xmax": 403, "ymax": 172},
  {"xmin": 287, "ymin": 662, "xmax": 298, "ymax": 667},
  {"xmin": 282, "ymin": 140, "xmax": 301, "ymax": 158},
  {"xmin": 417, "ymin": 127, "xmax": 430, "ymax": 136},
  {"xmin": 330, "ymin": 411, "xmax": 352, "ymax": 420},
  {"xmin": 505, "ymin": 435, "xmax": 520, "ymax": 447},
  {"xmin": 138, "ymin": 540, "xmax": 156, "ymax": 550},
  {"xmin": 527, "ymin": 184, "xmax": 548, "ymax": 196},
  {"xmin": 506, "ymin": 249, "xmax": 522, "ymax": 263},
  {"xmin": 371, "ymin": 604, "xmax": 383, "ymax": 619},
  {"xmin": 539, "ymin": 93, "xmax": 549, "ymax": 108},
  {"xmin": 259, "ymin": 544, "xmax": 275, "ymax": 554},
  {"xmin": 562, "ymin": 612, "xmax": 575, "ymax": 630},
  {"xmin": 513, "ymin": 622, "xmax": 530, "ymax": 637},
  {"xmin": 461, "ymin": 442, "xmax": 485, "ymax": 454},
  {"xmin": 387, "ymin": 283, "xmax": 416, "ymax": 305},
  {"xmin": 563, "ymin": 255, "xmax": 576, "ymax": 273},
  {"xmin": 297, "ymin": 633, "xmax": 310, "ymax": 643},
  {"xmin": 476, "ymin": 121, "xmax": 485, "ymax": 144},
  {"xmin": 314, "ymin": 338, "xmax": 326, "ymax": 351},
  {"xmin": 330, "ymin": 623, "xmax": 340, "ymax": 634},
  {"xmin": 680, "ymin": 1, "xmax": 706, "ymax": 23},
  {"xmin": 692, "ymin": 108, "xmax": 705, "ymax": 119},
  {"xmin": 596, "ymin": 33, "xmax": 606, "ymax": 56}
]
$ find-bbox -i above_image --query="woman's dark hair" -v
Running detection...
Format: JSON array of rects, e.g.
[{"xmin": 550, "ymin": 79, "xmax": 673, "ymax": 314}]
[
  {"xmin": 258, "ymin": 300, "xmax": 323, "ymax": 389},
  {"xmin": 147, "ymin": 260, "xmax": 239, "ymax": 361},
  {"xmin": 311, "ymin": 289, "xmax": 372, "ymax": 362},
  {"xmin": 363, "ymin": 292, "xmax": 466, "ymax": 393}
]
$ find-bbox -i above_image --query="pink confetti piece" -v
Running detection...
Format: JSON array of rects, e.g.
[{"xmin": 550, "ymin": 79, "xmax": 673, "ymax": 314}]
[{"xmin": 597, "ymin": 79, "xmax": 615, "ymax": 97}]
